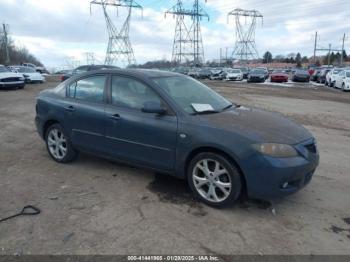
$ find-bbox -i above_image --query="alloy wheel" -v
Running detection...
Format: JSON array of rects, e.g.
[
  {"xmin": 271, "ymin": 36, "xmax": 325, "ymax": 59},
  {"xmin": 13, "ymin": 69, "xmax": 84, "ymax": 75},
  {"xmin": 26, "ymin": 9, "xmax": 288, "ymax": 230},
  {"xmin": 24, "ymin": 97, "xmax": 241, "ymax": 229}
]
[
  {"xmin": 192, "ymin": 159, "xmax": 232, "ymax": 203},
  {"xmin": 47, "ymin": 128, "xmax": 67, "ymax": 160}
]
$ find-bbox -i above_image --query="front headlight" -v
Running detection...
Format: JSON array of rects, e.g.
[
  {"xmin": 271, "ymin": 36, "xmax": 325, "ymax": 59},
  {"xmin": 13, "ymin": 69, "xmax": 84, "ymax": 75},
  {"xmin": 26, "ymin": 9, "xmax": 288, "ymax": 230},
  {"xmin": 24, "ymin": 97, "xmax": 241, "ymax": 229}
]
[{"xmin": 253, "ymin": 143, "xmax": 298, "ymax": 158}]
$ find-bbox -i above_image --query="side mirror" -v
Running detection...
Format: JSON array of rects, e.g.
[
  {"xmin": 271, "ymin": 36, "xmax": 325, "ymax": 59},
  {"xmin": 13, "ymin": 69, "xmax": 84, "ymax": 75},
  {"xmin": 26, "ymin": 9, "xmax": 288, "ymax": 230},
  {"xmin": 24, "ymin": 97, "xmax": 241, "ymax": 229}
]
[{"xmin": 142, "ymin": 101, "xmax": 167, "ymax": 115}]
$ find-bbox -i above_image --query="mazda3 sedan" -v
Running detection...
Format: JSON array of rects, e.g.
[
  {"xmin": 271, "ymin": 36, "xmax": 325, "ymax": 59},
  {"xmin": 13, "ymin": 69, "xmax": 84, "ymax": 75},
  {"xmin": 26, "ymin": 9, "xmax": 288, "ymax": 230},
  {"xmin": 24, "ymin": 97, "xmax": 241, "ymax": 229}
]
[{"xmin": 35, "ymin": 69, "xmax": 319, "ymax": 207}]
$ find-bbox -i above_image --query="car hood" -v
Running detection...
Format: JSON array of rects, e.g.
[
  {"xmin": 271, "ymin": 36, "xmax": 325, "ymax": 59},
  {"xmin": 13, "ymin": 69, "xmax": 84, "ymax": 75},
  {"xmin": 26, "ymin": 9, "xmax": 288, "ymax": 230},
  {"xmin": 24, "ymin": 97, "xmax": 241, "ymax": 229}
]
[
  {"xmin": 0, "ymin": 72, "xmax": 22, "ymax": 79},
  {"xmin": 198, "ymin": 106, "xmax": 312, "ymax": 144}
]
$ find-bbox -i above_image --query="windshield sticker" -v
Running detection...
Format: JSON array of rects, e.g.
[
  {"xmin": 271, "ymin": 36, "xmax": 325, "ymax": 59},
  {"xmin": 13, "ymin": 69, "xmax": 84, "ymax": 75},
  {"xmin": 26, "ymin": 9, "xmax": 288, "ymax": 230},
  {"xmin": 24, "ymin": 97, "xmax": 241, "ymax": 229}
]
[{"xmin": 191, "ymin": 103, "xmax": 214, "ymax": 112}]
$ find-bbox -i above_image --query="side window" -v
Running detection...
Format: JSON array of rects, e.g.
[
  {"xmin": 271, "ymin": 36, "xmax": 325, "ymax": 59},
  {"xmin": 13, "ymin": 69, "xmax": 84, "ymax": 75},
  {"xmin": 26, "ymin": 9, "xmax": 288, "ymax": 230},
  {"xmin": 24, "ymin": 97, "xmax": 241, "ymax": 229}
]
[
  {"xmin": 111, "ymin": 76, "xmax": 161, "ymax": 110},
  {"xmin": 67, "ymin": 75, "xmax": 106, "ymax": 103}
]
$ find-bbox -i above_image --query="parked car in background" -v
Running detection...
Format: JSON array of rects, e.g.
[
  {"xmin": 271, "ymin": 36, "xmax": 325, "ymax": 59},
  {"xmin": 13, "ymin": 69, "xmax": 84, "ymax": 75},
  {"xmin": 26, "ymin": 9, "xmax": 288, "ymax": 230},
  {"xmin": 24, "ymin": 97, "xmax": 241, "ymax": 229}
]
[
  {"xmin": 35, "ymin": 69, "xmax": 319, "ymax": 207},
  {"xmin": 0, "ymin": 65, "xmax": 25, "ymax": 89},
  {"xmin": 197, "ymin": 68, "xmax": 212, "ymax": 79},
  {"xmin": 247, "ymin": 69, "xmax": 266, "ymax": 83},
  {"xmin": 235, "ymin": 67, "xmax": 249, "ymax": 79},
  {"xmin": 55, "ymin": 69, "xmax": 73, "ymax": 75},
  {"xmin": 334, "ymin": 70, "xmax": 350, "ymax": 91},
  {"xmin": 22, "ymin": 62, "xmax": 48, "ymax": 74},
  {"xmin": 188, "ymin": 68, "xmax": 200, "ymax": 78},
  {"xmin": 326, "ymin": 68, "xmax": 341, "ymax": 87},
  {"xmin": 292, "ymin": 69, "xmax": 310, "ymax": 82},
  {"xmin": 172, "ymin": 67, "xmax": 189, "ymax": 75},
  {"xmin": 310, "ymin": 69, "xmax": 321, "ymax": 82},
  {"xmin": 225, "ymin": 68, "xmax": 243, "ymax": 81},
  {"xmin": 270, "ymin": 69, "xmax": 289, "ymax": 83},
  {"xmin": 209, "ymin": 68, "xmax": 225, "ymax": 80},
  {"xmin": 61, "ymin": 64, "xmax": 119, "ymax": 81},
  {"xmin": 11, "ymin": 66, "xmax": 45, "ymax": 83},
  {"xmin": 317, "ymin": 68, "xmax": 332, "ymax": 84},
  {"xmin": 255, "ymin": 67, "xmax": 269, "ymax": 79}
]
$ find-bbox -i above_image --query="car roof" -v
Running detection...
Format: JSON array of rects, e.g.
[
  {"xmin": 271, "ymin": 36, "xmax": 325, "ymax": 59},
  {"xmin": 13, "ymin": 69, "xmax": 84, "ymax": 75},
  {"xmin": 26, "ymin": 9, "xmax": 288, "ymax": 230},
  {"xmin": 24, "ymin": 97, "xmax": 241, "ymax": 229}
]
[{"xmin": 71, "ymin": 69, "xmax": 182, "ymax": 80}]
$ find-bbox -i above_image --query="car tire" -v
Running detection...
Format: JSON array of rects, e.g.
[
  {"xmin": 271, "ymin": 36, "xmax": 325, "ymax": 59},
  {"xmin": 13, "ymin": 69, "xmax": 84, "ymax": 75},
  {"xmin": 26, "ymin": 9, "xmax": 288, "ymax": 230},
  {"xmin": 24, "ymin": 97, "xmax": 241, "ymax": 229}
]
[
  {"xmin": 342, "ymin": 83, "xmax": 345, "ymax": 91},
  {"xmin": 45, "ymin": 123, "xmax": 77, "ymax": 163},
  {"xmin": 187, "ymin": 152, "xmax": 242, "ymax": 208}
]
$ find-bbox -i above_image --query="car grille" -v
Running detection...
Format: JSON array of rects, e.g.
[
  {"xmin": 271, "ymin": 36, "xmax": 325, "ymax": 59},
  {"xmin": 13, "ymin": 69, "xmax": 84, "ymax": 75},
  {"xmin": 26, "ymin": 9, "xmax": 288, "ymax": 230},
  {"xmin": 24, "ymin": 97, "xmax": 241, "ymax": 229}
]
[
  {"xmin": 0, "ymin": 77, "xmax": 20, "ymax": 82},
  {"xmin": 304, "ymin": 143, "xmax": 317, "ymax": 154}
]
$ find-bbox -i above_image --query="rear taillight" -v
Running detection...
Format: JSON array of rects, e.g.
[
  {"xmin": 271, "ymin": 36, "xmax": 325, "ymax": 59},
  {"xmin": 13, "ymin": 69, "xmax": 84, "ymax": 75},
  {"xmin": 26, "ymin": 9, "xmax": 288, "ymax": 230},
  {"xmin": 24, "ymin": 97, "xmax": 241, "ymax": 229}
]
[{"xmin": 60, "ymin": 75, "xmax": 64, "ymax": 81}]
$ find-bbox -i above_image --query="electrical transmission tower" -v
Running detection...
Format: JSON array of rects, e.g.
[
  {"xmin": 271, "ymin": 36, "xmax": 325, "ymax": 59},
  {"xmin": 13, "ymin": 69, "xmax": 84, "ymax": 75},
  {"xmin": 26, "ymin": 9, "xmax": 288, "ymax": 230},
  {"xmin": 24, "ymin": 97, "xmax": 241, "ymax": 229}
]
[
  {"xmin": 165, "ymin": 0, "xmax": 209, "ymax": 66},
  {"xmin": 90, "ymin": 0, "xmax": 142, "ymax": 67},
  {"xmin": 227, "ymin": 8, "xmax": 263, "ymax": 62}
]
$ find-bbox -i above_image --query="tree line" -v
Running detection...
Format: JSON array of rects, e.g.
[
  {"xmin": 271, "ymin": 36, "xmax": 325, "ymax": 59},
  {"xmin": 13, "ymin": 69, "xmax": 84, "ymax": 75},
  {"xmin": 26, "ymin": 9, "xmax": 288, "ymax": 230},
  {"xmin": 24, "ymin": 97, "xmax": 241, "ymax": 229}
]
[
  {"xmin": 0, "ymin": 26, "xmax": 43, "ymax": 66},
  {"xmin": 262, "ymin": 50, "xmax": 348, "ymax": 67}
]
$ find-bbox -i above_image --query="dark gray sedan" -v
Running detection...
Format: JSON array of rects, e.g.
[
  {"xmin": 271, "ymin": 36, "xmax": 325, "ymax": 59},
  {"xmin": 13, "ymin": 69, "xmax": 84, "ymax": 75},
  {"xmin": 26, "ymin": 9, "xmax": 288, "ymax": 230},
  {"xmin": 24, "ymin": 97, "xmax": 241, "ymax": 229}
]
[{"xmin": 35, "ymin": 69, "xmax": 319, "ymax": 207}]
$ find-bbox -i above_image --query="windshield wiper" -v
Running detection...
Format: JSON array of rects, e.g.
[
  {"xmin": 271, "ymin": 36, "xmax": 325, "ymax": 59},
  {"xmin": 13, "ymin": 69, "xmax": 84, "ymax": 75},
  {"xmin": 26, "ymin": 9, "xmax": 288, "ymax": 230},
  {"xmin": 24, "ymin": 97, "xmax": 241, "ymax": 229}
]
[
  {"xmin": 191, "ymin": 110, "xmax": 220, "ymax": 115},
  {"xmin": 221, "ymin": 103, "xmax": 234, "ymax": 111}
]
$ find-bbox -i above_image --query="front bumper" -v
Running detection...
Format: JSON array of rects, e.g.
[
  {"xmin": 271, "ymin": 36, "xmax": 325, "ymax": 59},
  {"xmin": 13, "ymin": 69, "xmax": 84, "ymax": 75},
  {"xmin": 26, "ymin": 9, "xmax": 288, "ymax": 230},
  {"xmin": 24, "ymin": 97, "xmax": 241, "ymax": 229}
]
[
  {"xmin": 226, "ymin": 76, "xmax": 242, "ymax": 81},
  {"xmin": 0, "ymin": 81, "xmax": 25, "ymax": 89},
  {"xmin": 248, "ymin": 77, "xmax": 265, "ymax": 82},
  {"xmin": 271, "ymin": 77, "xmax": 288, "ymax": 82},
  {"xmin": 243, "ymin": 138, "xmax": 319, "ymax": 200}
]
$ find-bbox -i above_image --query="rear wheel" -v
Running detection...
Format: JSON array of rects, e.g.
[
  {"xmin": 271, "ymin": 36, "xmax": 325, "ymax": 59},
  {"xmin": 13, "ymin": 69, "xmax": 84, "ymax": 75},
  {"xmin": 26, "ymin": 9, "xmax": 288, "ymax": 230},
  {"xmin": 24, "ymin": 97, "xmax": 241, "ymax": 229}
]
[
  {"xmin": 187, "ymin": 152, "xmax": 242, "ymax": 208},
  {"xmin": 45, "ymin": 123, "xmax": 77, "ymax": 163},
  {"xmin": 342, "ymin": 83, "xmax": 345, "ymax": 91}
]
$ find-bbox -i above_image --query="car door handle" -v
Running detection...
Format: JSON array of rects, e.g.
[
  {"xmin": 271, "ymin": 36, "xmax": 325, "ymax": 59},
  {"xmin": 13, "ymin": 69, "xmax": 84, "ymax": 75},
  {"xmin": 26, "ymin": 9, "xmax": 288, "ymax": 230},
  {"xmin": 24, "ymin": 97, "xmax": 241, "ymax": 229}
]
[
  {"xmin": 65, "ymin": 105, "xmax": 76, "ymax": 112},
  {"xmin": 109, "ymin": 114, "xmax": 121, "ymax": 120}
]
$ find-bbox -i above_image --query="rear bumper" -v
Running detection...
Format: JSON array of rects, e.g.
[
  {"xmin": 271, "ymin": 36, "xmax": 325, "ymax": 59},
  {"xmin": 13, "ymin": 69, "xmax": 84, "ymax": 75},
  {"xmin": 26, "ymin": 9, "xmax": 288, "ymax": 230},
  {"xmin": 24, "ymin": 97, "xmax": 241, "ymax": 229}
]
[{"xmin": 243, "ymin": 138, "xmax": 319, "ymax": 200}]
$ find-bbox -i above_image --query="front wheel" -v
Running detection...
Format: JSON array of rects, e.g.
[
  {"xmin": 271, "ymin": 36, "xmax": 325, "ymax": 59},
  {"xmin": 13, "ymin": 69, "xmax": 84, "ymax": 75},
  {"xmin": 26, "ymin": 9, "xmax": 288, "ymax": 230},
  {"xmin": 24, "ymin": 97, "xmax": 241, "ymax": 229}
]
[
  {"xmin": 45, "ymin": 124, "xmax": 77, "ymax": 163},
  {"xmin": 187, "ymin": 152, "xmax": 242, "ymax": 208}
]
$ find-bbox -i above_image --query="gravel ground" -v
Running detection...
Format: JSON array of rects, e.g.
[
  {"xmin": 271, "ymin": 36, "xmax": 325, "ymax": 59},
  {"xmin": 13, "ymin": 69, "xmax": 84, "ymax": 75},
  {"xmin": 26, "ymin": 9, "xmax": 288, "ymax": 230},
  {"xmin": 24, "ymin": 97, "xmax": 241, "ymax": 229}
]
[{"xmin": 0, "ymin": 76, "xmax": 350, "ymax": 255}]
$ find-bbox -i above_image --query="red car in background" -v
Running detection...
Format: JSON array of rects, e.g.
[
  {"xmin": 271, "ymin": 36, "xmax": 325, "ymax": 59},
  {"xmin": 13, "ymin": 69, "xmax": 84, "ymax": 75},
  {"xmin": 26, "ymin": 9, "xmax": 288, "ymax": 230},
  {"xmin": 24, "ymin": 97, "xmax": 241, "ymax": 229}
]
[{"xmin": 270, "ymin": 69, "xmax": 289, "ymax": 83}]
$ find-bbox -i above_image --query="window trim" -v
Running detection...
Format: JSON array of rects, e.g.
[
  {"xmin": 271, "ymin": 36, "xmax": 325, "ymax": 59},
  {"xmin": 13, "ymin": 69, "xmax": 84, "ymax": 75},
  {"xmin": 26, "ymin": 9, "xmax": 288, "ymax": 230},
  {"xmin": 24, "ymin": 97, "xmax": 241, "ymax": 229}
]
[
  {"xmin": 65, "ymin": 73, "xmax": 109, "ymax": 104},
  {"xmin": 108, "ymin": 74, "xmax": 175, "ymax": 116}
]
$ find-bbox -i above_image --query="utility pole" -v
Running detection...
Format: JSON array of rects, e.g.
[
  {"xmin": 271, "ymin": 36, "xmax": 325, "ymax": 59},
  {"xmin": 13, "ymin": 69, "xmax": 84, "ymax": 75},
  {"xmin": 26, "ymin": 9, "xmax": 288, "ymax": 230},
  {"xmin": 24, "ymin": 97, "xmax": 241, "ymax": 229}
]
[
  {"xmin": 90, "ymin": 0, "xmax": 142, "ymax": 67},
  {"xmin": 2, "ymin": 23, "xmax": 10, "ymax": 64},
  {"xmin": 341, "ymin": 33, "xmax": 346, "ymax": 65},
  {"xmin": 313, "ymin": 31, "xmax": 318, "ymax": 64},
  {"xmin": 227, "ymin": 9, "xmax": 263, "ymax": 63},
  {"xmin": 313, "ymin": 32, "xmax": 344, "ymax": 66},
  {"xmin": 219, "ymin": 48, "xmax": 222, "ymax": 66}
]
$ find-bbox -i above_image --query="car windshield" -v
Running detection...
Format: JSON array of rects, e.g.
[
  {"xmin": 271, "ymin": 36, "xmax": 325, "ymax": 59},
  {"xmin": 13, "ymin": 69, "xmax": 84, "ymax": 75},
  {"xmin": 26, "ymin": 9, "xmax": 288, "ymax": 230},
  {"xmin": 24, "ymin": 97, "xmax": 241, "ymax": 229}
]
[
  {"xmin": 347, "ymin": 72, "xmax": 350, "ymax": 77},
  {"xmin": 228, "ymin": 69, "xmax": 241, "ymax": 73},
  {"xmin": 16, "ymin": 67, "xmax": 36, "ymax": 73},
  {"xmin": 0, "ymin": 66, "xmax": 9, "ymax": 72},
  {"xmin": 296, "ymin": 70, "xmax": 308, "ymax": 74},
  {"xmin": 251, "ymin": 69, "xmax": 265, "ymax": 74},
  {"xmin": 153, "ymin": 76, "xmax": 232, "ymax": 114},
  {"xmin": 273, "ymin": 70, "xmax": 285, "ymax": 73}
]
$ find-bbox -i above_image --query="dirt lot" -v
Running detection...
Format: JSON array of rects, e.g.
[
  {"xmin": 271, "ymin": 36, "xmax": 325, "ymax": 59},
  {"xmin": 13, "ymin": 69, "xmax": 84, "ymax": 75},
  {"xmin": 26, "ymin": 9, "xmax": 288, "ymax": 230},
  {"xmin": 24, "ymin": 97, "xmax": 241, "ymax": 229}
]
[{"xmin": 1, "ymin": 76, "xmax": 350, "ymax": 255}]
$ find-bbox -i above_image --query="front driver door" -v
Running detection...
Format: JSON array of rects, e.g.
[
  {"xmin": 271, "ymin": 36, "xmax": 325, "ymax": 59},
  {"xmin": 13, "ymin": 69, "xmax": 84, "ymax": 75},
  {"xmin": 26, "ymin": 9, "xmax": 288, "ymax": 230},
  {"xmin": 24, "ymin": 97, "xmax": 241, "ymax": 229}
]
[{"xmin": 105, "ymin": 75, "xmax": 178, "ymax": 172}]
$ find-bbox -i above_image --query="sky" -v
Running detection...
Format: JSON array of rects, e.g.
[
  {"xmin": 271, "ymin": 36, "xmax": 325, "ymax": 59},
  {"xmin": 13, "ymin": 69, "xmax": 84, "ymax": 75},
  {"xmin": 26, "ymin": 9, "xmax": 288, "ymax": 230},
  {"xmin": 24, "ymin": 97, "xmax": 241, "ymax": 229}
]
[{"xmin": 1, "ymin": 0, "xmax": 349, "ymax": 68}]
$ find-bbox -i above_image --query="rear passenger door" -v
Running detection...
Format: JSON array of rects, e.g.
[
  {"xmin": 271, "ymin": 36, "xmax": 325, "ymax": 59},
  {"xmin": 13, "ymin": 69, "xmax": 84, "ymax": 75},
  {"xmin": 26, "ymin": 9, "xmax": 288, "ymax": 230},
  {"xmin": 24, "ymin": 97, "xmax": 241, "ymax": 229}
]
[
  {"xmin": 104, "ymin": 75, "xmax": 178, "ymax": 171},
  {"xmin": 63, "ymin": 74, "xmax": 108, "ymax": 153}
]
